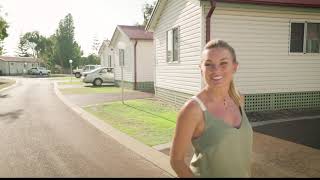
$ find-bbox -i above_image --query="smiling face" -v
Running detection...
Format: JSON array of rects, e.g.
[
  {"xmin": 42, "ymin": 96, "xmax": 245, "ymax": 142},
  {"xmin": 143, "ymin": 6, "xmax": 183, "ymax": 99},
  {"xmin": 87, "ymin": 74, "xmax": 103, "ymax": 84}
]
[{"xmin": 201, "ymin": 47, "xmax": 238, "ymax": 89}]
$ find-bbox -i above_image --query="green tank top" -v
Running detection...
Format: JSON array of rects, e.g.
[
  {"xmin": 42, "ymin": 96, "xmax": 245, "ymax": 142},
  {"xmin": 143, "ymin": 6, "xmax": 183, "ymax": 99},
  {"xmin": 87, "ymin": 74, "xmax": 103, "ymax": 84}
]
[{"xmin": 189, "ymin": 96, "xmax": 253, "ymax": 178}]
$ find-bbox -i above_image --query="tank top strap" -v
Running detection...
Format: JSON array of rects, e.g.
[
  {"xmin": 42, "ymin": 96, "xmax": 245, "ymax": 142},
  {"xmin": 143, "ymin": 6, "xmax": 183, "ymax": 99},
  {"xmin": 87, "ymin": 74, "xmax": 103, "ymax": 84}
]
[{"xmin": 191, "ymin": 96, "xmax": 207, "ymax": 112}]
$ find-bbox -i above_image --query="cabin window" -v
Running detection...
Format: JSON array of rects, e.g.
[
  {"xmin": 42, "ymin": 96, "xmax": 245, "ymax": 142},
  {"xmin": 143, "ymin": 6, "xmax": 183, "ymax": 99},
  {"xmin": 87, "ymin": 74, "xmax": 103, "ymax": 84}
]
[
  {"xmin": 290, "ymin": 22, "xmax": 320, "ymax": 53},
  {"xmin": 119, "ymin": 49, "xmax": 125, "ymax": 66},
  {"xmin": 108, "ymin": 55, "xmax": 112, "ymax": 67},
  {"xmin": 166, "ymin": 27, "xmax": 180, "ymax": 62},
  {"xmin": 306, "ymin": 23, "xmax": 320, "ymax": 53},
  {"xmin": 290, "ymin": 23, "xmax": 304, "ymax": 53}
]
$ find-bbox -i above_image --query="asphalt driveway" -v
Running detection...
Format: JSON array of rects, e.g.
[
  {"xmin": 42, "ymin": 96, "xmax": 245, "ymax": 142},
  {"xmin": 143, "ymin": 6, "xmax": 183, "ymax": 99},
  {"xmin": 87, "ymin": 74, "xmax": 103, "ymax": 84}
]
[
  {"xmin": 0, "ymin": 77, "xmax": 170, "ymax": 177},
  {"xmin": 253, "ymin": 118, "xmax": 320, "ymax": 150}
]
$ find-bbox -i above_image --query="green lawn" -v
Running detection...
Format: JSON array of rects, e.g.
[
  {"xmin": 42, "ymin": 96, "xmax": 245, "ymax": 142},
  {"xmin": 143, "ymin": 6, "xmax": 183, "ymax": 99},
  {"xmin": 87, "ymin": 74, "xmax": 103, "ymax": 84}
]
[
  {"xmin": 84, "ymin": 99, "xmax": 178, "ymax": 146},
  {"xmin": 59, "ymin": 86, "xmax": 133, "ymax": 94},
  {"xmin": 0, "ymin": 79, "xmax": 15, "ymax": 90}
]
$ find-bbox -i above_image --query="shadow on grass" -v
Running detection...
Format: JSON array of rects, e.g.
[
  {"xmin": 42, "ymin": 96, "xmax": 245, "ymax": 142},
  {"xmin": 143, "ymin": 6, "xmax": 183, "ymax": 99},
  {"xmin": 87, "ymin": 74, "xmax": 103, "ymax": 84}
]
[
  {"xmin": 84, "ymin": 84, "xmax": 116, "ymax": 88},
  {"xmin": 124, "ymin": 102, "xmax": 176, "ymax": 124}
]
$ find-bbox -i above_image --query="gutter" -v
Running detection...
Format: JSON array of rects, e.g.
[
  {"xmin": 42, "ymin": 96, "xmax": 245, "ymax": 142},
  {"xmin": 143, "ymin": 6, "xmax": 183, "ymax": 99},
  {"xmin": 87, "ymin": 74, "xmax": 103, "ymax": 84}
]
[
  {"xmin": 134, "ymin": 41, "xmax": 138, "ymax": 90},
  {"xmin": 206, "ymin": 0, "xmax": 217, "ymax": 43}
]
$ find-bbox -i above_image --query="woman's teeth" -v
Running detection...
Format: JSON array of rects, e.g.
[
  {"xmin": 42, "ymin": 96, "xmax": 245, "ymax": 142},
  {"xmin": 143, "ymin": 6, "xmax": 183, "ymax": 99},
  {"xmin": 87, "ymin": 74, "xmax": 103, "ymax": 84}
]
[{"xmin": 213, "ymin": 76, "xmax": 223, "ymax": 80}]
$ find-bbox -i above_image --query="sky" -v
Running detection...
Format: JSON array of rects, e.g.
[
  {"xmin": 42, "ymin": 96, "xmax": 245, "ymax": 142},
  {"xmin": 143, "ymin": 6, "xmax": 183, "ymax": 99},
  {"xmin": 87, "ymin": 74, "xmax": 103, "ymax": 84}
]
[{"xmin": 0, "ymin": 0, "xmax": 155, "ymax": 57}]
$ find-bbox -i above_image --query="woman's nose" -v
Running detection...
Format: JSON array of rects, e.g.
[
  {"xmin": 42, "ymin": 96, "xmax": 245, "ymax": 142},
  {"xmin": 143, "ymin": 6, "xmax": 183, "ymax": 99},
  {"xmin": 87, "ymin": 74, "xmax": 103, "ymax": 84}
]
[{"xmin": 208, "ymin": 64, "xmax": 220, "ymax": 71}]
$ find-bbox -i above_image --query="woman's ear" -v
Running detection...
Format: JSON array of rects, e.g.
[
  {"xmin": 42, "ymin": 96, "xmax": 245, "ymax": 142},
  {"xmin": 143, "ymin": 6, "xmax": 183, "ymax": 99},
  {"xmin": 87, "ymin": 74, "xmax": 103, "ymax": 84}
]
[
  {"xmin": 199, "ymin": 64, "xmax": 203, "ymax": 75},
  {"xmin": 233, "ymin": 63, "xmax": 238, "ymax": 73}
]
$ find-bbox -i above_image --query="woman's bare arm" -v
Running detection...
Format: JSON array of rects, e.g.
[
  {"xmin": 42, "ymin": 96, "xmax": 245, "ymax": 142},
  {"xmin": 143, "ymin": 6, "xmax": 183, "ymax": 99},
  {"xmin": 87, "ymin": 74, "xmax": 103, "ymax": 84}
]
[{"xmin": 170, "ymin": 100, "xmax": 203, "ymax": 178}]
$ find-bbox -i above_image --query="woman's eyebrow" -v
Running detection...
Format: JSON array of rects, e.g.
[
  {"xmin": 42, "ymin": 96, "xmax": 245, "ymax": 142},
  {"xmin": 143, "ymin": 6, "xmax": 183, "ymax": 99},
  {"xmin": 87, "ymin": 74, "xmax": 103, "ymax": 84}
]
[
  {"xmin": 204, "ymin": 57, "xmax": 229, "ymax": 63},
  {"xmin": 219, "ymin": 57, "xmax": 229, "ymax": 61}
]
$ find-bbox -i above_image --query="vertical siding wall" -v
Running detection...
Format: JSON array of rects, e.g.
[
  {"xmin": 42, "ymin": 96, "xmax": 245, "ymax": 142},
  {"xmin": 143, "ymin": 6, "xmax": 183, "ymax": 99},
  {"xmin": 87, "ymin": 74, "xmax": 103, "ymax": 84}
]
[
  {"xmin": 202, "ymin": 2, "xmax": 320, "ymax": 111},
  {"xmin": 154, "ymin": 0, "xmax": 202, "ymax": 98},
  {"xmin": 100, "ymin": 47, "xmax": 108, "ymax": 67},
  {"xmin": 114, "ymin": 33, "xmax": 134, "ymax": 83},
  {"xmin": 0, "ymin": 61, "xmax": 6, "ymax": 75},
  {"xmin": 137, "ymin": 40, "xmax": 154, "ymax": 82},
  {"xmin": 204, "ymin": 3, "xmax": 320, "ymax": 94},
  {"xmin": 0, "ymin": 61, "xmax": 38, "ymax": 75},
  {"xmin": 10, "ymin": 62, "xmax": 24, "ymax": 75},
  {"xmin": 106, "ymin": 48, "xmax": 115, "ymax": 67}
]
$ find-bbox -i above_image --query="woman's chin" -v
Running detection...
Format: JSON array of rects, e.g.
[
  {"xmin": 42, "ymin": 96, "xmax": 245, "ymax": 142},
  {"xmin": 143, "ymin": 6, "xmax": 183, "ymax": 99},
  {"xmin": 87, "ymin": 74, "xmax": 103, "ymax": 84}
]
[{"xmin": 207, "ymin": 79, "xmax": 228, "ymax": 88}]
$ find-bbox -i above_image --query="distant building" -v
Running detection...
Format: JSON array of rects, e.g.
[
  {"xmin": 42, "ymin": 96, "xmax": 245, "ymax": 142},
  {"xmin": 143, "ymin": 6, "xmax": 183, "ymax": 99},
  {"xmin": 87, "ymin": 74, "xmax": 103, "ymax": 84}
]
[
  {"xmin": 98, "ymin": 40, "xmax": 114, "ymax": 67},
  {"xmin": 0, "ymin": 56, "xmax": 42, "ymax": 76},
  {"xmin": 109, "ymin": 25, "xmax": 155, "ymax": 93}
]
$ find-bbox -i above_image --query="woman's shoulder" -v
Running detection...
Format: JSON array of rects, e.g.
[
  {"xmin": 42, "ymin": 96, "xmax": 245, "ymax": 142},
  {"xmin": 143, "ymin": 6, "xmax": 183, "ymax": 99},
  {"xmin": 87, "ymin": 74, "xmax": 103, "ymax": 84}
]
[
  {"xmin": 181, "ymin": 97, "xmax": 202, "ymax": 114},
  {"xmin": 178, "ymin": 96, "xmax": 204, "ymax": 121}
]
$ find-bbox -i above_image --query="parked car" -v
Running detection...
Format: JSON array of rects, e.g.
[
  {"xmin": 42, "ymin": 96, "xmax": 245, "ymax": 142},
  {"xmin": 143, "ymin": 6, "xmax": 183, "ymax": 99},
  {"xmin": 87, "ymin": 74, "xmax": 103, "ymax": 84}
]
[
  {"xmin": 82, "ymin": 67, "xmax": 115, "ymax": 86},
  {"xmin": 28, "ymin": 67, "xmax": 51, "ymax": 76},
  {"xmin": 73, "ymin": 65, "xmax": 101, "ymax": 78}
]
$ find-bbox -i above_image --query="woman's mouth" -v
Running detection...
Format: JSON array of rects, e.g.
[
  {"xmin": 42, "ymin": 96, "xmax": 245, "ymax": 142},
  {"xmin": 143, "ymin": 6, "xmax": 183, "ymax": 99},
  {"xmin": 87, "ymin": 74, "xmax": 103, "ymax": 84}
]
[{"xmin": 212, "ymin": 76, "xmax": 223, "ymax": 80}]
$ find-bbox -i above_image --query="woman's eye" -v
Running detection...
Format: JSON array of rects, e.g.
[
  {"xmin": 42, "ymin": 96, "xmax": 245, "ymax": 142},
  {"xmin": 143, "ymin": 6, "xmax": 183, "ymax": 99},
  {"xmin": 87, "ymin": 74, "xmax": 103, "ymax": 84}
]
[
  {"xmin": 221, "ymin": 62, "xmax": 228, "ymax": 65},
  {"xmin": 204, "ymin": 64, "xmax": 211, "ymax": 66}
]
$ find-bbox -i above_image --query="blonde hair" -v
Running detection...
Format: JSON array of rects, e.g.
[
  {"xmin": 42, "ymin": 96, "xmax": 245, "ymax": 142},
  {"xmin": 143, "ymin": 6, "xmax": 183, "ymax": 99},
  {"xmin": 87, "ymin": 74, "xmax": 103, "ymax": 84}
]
[{"xmin": 203, "ymin": 39, "xmax": 243, "ymax": 107}]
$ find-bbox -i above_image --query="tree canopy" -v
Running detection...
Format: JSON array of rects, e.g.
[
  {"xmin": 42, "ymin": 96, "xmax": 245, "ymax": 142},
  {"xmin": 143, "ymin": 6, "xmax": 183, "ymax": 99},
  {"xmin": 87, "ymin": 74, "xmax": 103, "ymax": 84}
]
[
  {"xmin": 54, "ymin": 13, "xmax": 83, "ymax": 68},
  {"xmin": 142, "ymin": 0, "xmax": 156, "ymax": 26},
  {"xmin": 0, "ymin": 11, "xmax": 9, "ymax": 54},
  {"xmin": 17, "ymin": 13, "xmax": 84, "ymax": 71}
]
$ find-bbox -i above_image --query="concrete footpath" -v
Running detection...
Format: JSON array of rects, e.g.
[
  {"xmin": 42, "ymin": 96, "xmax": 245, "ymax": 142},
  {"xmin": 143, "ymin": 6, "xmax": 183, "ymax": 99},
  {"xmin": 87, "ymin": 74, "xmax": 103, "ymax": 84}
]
[{"xmin": 54, "ymin": 80, "xmax": 320, "ymax": 178}]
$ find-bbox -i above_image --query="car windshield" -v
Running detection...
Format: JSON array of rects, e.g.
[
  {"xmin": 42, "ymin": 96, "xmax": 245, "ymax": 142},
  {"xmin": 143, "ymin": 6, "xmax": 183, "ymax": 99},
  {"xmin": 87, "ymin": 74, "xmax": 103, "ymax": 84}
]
[{"xmin": 87, "ymin": 68, "xmax": 102, "ymax": 73}]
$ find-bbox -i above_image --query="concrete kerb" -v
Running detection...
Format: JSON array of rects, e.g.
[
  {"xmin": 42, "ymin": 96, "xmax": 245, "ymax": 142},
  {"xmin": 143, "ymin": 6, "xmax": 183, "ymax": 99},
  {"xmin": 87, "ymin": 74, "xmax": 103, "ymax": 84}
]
[
  {"xmin": 53, "ymin": 81, "xmax": 177, "ymax": 178},
  {"xmin": 0, "ymin": 78, "xmax": 19, "ymax": 93}
]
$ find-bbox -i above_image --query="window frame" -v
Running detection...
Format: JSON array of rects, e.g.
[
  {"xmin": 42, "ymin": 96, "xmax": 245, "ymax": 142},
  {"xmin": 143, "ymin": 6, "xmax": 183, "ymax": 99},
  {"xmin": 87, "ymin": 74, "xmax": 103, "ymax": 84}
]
[
  {"xmin": 108, "ymin": 55, "xmax": 112, "ymax": 67},
  {"xmin": 306, "ymin": 22, "xmax": 320, "ymax": 54},
  {"xmin": 289, "ymin": 20, "xmax": 320, "ymax": 55},
  {"xmin": 119, "ymin": 49, "xmax": 125, "ymax": 67},
  {"xmin": 166, "ymin": 26, "xmax": 180, "ymax": 63}
]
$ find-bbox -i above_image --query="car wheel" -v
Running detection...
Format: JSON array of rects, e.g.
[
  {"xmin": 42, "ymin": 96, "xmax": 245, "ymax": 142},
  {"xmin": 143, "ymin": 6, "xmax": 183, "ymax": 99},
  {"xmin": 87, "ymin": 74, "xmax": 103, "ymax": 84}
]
[
  {"xmin": 75, "ymin": 73, "xmax": 81, "ymax": 78},
  {"xmin": 93, "ymin": 78, "xmax": 103, "ymax": 86}
]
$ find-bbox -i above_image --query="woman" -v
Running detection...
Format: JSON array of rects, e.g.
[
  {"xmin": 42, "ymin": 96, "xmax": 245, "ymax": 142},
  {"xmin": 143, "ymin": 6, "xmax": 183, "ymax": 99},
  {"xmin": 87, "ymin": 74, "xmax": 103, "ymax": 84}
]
[{"xmin": 170, "ymin": 39, "xmax": 253, "ymax": 178}]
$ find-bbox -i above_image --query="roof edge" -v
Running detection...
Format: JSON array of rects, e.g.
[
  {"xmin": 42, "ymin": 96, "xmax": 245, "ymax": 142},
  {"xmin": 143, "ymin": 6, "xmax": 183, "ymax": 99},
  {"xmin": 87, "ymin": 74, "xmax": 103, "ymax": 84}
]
[
  {"xmin": 146, "ymin": 0, "xmax": 168, "ymax": 32},
  {"xmin": 109, "ymin": 26, "xmax": 121, "ymax": 48},
  {"xmin": 216, "ymin": 0, "xmax": 320, "ymax": 8},
  {"xmin": 146, "ymin": 0, "xmax": 320, "ymax": 32}
]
